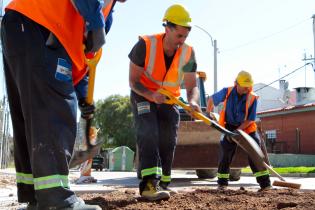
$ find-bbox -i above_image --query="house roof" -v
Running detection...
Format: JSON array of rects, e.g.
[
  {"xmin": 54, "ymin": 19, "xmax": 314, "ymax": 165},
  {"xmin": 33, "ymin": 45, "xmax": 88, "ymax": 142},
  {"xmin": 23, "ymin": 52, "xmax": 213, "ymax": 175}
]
[{"xmin": 257, "ymin": 102, "xmax": 315, "ymax": 118}]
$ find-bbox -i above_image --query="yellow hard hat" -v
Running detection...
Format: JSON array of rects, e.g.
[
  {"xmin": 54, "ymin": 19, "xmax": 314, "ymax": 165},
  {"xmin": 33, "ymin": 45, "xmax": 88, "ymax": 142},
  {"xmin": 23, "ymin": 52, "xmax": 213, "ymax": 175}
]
[
  {"xmin": 163, "ymin": 4, "xmax": 192, "ymax": 27},
  {"xmin": 236, "ymin": 71, "xmax": 253, "ymax": 87}
]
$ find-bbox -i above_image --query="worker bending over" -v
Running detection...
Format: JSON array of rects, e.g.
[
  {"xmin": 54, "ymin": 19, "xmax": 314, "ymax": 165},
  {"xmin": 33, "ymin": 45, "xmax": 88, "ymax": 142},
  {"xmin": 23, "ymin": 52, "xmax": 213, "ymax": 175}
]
[{"xmin": 206, "ymin": 71, "xmax": 271, "ymax": 191}]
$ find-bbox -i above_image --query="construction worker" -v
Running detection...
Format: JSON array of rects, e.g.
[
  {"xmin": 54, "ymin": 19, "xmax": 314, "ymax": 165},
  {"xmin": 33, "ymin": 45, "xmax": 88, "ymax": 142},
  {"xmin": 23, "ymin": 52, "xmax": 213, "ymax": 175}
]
[
  {"xmin": 129, "ymin": 4, "xmax": 201, "ymax": 201},
  {"xmin": 206, "ymin": 71, "xmax": 272, "ymax": 191},
  {"xmin": 1, "ymin": 0, "xmax": 125, "ymax": 209}
]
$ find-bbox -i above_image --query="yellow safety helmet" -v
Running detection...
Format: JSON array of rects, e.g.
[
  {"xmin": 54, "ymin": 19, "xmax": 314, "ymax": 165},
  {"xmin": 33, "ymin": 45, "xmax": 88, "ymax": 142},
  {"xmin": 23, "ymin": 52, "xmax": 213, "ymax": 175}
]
[
  {"xmin": 236, "ymin": 71, "xmax": 253, "ymax": 87},
  {"xmin": 163, "ymin": 4, "xmax": 192, "ymax": 27}
]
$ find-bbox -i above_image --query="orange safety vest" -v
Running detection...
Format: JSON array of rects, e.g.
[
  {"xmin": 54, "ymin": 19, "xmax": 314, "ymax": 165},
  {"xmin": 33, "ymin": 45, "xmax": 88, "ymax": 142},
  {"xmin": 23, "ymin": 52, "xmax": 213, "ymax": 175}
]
[
  {"xmin": 6, "ymin": 0, "xmax": 114, "ymax": 85},
  {"xmin": 140, "ymin": 33, "xmax": 192, "ymax": 97},
  {"xmin": 218, "ymin": 86, "xmax": 258, "ymax": 134}
]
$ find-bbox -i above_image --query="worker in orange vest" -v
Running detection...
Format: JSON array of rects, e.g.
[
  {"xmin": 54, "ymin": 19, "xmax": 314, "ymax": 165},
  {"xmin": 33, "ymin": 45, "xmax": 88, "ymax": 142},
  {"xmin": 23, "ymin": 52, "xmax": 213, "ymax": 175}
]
[
  {"xmin": 206, "ymin": 71, "xmax": 271, "ymax": 191},
  {"xmin": 129, "ymin": 4, "xmax": 201, "ymax": 201},
  {"xmin": 1, "ymin": 0, "xmax": 126, "ymax": 209}
]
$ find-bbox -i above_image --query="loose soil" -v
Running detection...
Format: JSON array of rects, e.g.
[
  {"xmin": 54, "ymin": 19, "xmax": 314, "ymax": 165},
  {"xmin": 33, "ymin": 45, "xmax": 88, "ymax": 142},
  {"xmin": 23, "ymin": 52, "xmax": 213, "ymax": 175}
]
[
  {"xmin": 1, "ymin": 173, "xmax": 315, "ymax": 209},
  {"xmin": 80, "ymin": 188, "xmax": 315, "ymax": 210}
]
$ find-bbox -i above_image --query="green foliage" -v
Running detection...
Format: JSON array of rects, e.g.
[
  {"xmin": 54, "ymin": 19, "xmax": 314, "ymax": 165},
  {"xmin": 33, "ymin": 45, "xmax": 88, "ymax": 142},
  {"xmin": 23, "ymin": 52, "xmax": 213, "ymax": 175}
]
[
  {"xmin": 242, "ymin": 166, "xmax": 315, "ymax": 174},
  {"xmin": 93, "ymin": 95, "xmax": 136, "ymax": 151}
]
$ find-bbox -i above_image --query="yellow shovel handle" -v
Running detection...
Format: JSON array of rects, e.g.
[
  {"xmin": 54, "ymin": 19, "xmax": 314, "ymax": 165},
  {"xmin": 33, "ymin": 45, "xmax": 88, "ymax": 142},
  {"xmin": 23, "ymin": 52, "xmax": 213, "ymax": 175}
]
[
  {"xmin": 86, "ymin": 49, "xmax": 102, "ymax": 105},
  {"xmin": 158, "ymin": 89, "xmax": 212, "ymax": 126}
]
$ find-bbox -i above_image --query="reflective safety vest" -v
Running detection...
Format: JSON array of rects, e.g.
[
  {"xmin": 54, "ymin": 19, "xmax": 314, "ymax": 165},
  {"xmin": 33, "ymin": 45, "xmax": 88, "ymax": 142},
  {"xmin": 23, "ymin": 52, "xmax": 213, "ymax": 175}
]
[
  {"xmin": 218, "ymin": 86, "xmax": 258, "ymax": 134},
  {"xmin": 140, "ymin": 33, "xmax": 192, "ymax": 97},
  {"xmin": 6, "ymin": 0, "xmax": 114, "ymax": 85}
]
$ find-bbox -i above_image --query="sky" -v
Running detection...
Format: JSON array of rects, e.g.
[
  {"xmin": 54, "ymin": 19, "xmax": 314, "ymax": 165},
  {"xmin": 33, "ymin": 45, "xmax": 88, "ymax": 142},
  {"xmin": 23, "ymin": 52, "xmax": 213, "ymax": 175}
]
[{"xmin": 1, "ymin": 0, "xmax": 315, "ymax": 101}]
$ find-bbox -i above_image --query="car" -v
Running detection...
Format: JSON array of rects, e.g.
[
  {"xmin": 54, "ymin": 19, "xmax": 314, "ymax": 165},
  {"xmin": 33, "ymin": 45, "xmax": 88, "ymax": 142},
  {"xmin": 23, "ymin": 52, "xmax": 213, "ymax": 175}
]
[{"xmin": 92, "ymin": 154, "xmax": 106, "ymax": 171}]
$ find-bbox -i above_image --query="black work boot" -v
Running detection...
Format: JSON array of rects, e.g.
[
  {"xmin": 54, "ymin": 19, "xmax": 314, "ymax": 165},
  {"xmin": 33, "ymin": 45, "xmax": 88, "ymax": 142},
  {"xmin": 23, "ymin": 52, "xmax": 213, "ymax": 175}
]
[
  {"xmin": 257, "ymin": 175, "xmax": 272, "ymax": 192},
  {"xmin": 139, "ymin": 179, "xmax": 170, "ymax": 201},
  {"xmin": 217, "ymin": 178, "xmax": 228, "ymax": 190},
  {"xmin": 24, "ymin": 201, "xmax": 37, "ymax": 210},
  {"xmin": 159, "ymin": 181, "xmax": 178, "ymax": 195},
  {"xmin": 44, "ymin": 197, "xmax": 101, "ymax": 210}
]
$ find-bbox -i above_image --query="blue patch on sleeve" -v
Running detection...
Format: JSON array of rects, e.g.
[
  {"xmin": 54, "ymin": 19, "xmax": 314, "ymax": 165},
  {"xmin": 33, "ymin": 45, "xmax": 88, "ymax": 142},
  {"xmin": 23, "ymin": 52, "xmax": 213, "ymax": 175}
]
[{"xmin": 55, "ymin": 58, "xmax": 72, "ymax": 82}]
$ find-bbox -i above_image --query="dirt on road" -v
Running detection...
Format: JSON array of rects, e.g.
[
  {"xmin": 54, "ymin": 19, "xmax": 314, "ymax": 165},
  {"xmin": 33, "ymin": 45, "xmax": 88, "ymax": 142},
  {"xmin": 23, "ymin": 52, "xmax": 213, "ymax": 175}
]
[
  {"xmin": 1, "ymin": 173, "xmax": 315, "ymax": 209},
  {"xmin": 80, "ymin": 188, "xmax": 315, "ymax": 210}
]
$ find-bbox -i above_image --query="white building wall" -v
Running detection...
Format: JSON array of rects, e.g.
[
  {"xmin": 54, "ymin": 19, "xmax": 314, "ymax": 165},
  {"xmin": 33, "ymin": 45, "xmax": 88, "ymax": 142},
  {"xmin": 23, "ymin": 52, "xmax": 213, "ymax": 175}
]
[{"xmin": 254, "ymin": 83, "xmax": 285, "ymax": 112}]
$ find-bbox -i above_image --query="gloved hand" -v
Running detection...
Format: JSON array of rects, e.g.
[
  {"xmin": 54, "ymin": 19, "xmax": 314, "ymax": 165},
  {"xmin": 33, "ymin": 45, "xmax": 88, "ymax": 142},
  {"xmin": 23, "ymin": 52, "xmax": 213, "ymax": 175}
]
[
  {"xmin": 85, "ymin": 28, "xmax": 106, "ymax": 53},
  {"xmin": 79, "ymin": 98, "xmax": 95, "ymax": 119}
]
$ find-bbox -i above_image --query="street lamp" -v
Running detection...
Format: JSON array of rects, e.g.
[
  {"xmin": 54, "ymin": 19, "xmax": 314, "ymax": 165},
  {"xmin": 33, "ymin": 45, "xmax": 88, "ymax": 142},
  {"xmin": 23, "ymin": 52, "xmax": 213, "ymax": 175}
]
[
  {"xmin": 312, "ymin": 14, "xmax": 315, "ymax": 70},
  {"xmin": 194, "ymin": 25, "xmax": 218, "ymax": 93}
]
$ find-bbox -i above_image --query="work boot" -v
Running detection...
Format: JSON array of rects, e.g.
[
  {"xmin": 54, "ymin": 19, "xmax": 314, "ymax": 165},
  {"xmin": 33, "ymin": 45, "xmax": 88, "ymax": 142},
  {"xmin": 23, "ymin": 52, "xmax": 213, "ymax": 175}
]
[
  {"xmin": 258, "ymin": 185, "xmax": 272, "ymax": 192},
  {"xmin": 159, "ymin": 181, "xmax": 178, "ymax": 195},
  {"xmin": 45, "ymin": 198, "xmax": 101, "ymax": 210},
  {"xmin": 139, "ymin": 179, "xmax": 170, "ymax": 201},
  {"xmin": 22, "ymin": 201, "xmax": 37, "ymax": 210},
  {"xmin": 217, "ymin": 185, "xmax": 227, "ymax": 191}
]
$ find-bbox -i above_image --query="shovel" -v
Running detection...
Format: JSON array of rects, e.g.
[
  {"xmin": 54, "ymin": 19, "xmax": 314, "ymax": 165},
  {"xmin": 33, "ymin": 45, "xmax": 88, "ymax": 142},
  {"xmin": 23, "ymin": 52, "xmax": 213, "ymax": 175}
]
[
  {"xmin": 69, "ymin": 49, "xmax": 103, "ymax": 168},
  {"xmin": 158, "ymin": 88, "xmax": 301, "ymax": 189}
]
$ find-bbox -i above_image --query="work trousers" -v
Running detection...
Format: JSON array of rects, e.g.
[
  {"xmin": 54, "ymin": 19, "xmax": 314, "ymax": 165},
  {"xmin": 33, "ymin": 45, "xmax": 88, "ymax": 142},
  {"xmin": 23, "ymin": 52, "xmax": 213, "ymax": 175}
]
[
  {"xmin": 130, "ymin": 91, "xmax": 180, "ymax": 183},
  {"xmin": 217, "ymin": 126, "xmax": 270, "ymax": 188},
  {"xmin": 1, "ymin": 10, "xmax": 78, "ymax": 208}
]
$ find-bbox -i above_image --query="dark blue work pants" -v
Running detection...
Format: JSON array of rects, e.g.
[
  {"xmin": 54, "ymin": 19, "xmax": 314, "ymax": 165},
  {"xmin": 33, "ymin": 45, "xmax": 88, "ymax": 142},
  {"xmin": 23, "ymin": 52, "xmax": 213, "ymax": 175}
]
[
  {"xmin": 1, "ymin": 10, "xmax": 78, "ymax": 209},
  {"xmin": 130, "ymin": 91, "xmax": 179, "ymax": 182},
  {"xmin": 218, "ymin": 130, "xmax": 270, "ymax": 188}
]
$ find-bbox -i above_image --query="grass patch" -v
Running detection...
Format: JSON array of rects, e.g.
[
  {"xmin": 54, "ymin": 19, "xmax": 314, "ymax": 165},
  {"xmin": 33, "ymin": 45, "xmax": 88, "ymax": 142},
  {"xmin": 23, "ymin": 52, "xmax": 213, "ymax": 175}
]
[{"xmin": 242, "ymin": 167, "xmax": 315, "ymax": 174}]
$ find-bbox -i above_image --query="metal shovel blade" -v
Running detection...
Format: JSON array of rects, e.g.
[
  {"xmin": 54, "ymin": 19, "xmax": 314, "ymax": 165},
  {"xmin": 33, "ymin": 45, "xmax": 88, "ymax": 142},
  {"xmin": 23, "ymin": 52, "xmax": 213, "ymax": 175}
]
[
  {"xmin": 232, "ymin": 129, "xmax": 266, "ymax": 170},
  {"xmin": 69, "ymin": 142, "xmax": 103, "ymax": 169}
]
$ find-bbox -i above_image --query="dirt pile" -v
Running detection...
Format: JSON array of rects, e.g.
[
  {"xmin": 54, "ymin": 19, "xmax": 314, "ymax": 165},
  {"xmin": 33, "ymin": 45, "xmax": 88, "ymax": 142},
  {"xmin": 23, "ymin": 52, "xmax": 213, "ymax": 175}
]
[{"xmin": 81, "ymin": 188, "xmax": 315, "ymax": 210}]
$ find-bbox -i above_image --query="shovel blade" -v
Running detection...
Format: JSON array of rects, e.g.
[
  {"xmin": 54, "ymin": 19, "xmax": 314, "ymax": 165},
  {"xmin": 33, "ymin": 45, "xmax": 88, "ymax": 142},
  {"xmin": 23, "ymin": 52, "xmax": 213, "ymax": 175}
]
[{"xmin": 69, "ymin": 142, "xmax": 103, "ymax": 169}]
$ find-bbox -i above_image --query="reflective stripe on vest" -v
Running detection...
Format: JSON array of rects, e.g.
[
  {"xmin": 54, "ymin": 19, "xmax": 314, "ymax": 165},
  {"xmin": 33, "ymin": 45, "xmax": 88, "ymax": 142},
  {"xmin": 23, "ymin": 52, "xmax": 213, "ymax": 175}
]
[
  {"xmin": 140, "ymin": 33, "xmax": 192, "ymax": 97},
  {"xmin": 6, "ymin": 0, "xmax": 113, "ymax": 85},
  {"xmin": 218, "ymin": 87, "xmax": 258, "ymax": 134}
]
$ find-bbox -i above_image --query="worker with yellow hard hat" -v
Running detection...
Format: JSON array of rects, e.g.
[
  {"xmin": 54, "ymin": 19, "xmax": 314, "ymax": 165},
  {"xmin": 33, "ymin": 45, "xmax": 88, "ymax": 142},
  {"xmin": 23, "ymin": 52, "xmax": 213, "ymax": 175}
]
[
  {"xmin": 129, "ymin": 4, "xmax": 201, "ymax": 201},
  {"xmin": 206, "ymin": 70, "xmax": 272, "ymax": 192}
]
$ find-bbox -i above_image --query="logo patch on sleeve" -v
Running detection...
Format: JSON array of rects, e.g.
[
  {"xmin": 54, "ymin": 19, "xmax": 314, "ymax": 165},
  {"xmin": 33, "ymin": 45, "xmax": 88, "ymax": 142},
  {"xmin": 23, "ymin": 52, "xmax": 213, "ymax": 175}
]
[{"xmin": 55, "ymin": 58, "xmax": 72, "ymax": 82}]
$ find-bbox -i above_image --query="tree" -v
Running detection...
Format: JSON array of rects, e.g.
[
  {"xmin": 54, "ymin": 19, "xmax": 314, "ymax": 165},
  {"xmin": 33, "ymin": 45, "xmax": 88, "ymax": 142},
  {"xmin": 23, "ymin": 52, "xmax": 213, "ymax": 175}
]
[{"xmin": 93, "ymin": 95, "xmax": 136, "ymax": 151}]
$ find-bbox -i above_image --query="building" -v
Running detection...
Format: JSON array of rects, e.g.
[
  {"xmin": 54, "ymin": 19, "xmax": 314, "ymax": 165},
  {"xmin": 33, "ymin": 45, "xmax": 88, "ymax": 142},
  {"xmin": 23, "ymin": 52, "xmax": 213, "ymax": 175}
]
[{"xmin": 257, "ymin": 87, "xmax": 315, "ymax": 154}]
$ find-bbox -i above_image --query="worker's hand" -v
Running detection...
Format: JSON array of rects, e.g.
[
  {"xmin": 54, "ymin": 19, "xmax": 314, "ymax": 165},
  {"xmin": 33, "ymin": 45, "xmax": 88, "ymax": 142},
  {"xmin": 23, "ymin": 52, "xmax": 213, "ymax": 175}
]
[
  {"xmin": 79, "ymin": 98, "xmax": 95, "ymax": 119},
  {"xmin": 189, "ymin": 101, "xmax": 201, "ymax": 112},
  {"xmin": 85, "ymin": 28, "xmax": 106, "ymax": 53},
  {"xmin": 151, "ymin": 91, "xmax": 167, "ymax": 104}
]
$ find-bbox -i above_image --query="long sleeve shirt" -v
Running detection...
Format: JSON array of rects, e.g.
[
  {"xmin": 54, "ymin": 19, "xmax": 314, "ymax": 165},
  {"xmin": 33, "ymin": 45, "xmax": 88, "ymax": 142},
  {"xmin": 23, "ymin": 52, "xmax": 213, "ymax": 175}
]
[{"xmin": 73, "ymin": 0, "xmax": 110, "ymax": 31}]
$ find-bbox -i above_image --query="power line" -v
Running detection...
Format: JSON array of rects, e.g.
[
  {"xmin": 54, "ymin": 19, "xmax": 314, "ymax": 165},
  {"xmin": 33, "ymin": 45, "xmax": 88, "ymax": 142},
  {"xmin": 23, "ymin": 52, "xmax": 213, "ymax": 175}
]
[
  {"xmin": 221, "ymin": 18, "xmax": 310, "ymax": 53},
  {"xmin": 254, "ymin": 62, "xmax": 313, "ymax": 92}
]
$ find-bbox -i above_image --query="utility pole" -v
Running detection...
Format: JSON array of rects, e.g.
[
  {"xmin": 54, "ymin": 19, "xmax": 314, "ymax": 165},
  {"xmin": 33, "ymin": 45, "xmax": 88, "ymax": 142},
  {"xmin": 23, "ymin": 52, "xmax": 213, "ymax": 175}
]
[
  {"xmin": 194, "ymin": 25, "xmax": 218, "ymax": 93},
  {"xmin": 213, "ymin": 40, "xmax": 218, "ymax": 93},
  {"xmin": 312, "ymin": 14, "xmax": 315, "ymax": 68}
]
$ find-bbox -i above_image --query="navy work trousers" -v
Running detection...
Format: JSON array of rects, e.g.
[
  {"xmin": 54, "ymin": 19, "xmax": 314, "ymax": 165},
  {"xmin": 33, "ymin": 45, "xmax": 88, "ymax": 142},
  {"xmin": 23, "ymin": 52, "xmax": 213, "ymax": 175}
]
[
  {"xmin": 130, "ymin": 91, "xmax": 180, "ymax": 181},
  {"xmin": 218, "ymin": 129, "xmax": 270, "ymax": 188},
  {"xmin": 1, "ymin": 10, "xmax": 78, "ymax": 208}
]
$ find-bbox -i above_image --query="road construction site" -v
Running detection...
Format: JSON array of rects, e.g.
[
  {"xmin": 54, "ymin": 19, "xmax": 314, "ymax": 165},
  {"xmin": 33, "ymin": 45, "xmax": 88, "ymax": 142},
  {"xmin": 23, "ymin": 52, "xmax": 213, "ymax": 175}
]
[{"xmin": 1, "ymin": 169, "xmax": 314, "ymax": 209}]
